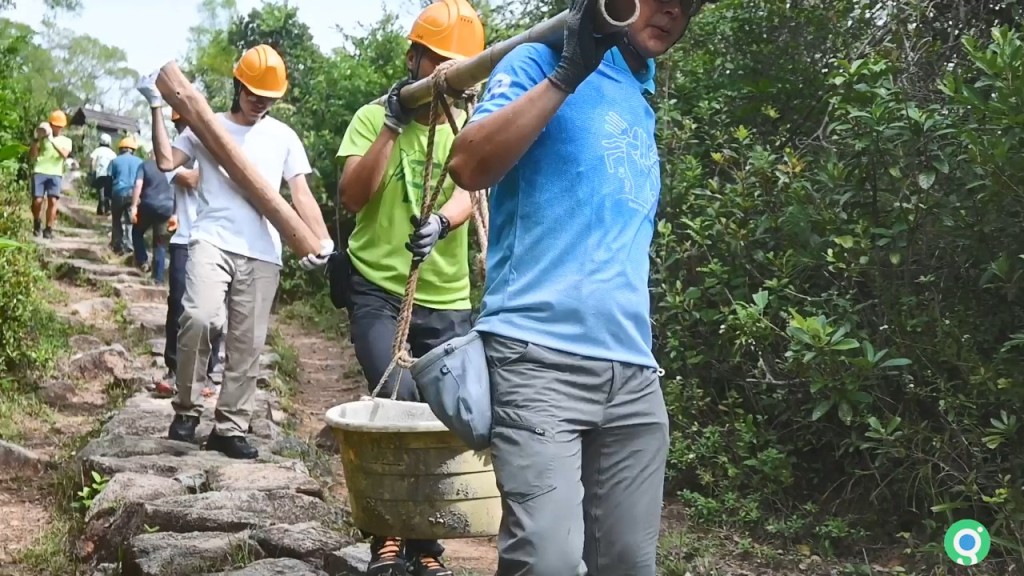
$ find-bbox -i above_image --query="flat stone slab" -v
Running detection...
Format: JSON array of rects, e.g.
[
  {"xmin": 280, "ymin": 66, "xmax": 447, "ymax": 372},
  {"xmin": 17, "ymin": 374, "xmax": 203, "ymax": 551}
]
[
  {"xmin": 126, "ymin": 303, "xmax": 166, "ymax": 333},
  {"xmin": 113, "ymin": 283, "xmax": 167, "ymax": 304},
  {"xmin": 252, "ymin": 522, "xmax": 349, "ymax": 566},
  {"xmin": 206, "ymin": 558, "xmax": 327, "ymax": 575},
  {"xmin": 123, "ymin": 531, "xmax": 264, "ymax": 576},
  {"xmin": 66, "ymin": 344, "xmax": 132, "ymax": 381},
  {"xmin": 56, "ymin": 258, "xmax": 141, "ymax": 279},
  {"xmin": 86, "ymin": 472, "xmax": 188, "ymax": 522},
  {"xmin": 79, "ymin": 435, "xmax": 199, "ymax": 461},
  {"xmin": 324, "ymin": 544, "xmax": 371, "ymax": 576},
  {"xmin": 208, "ymin": 462, "xmax": 322, "ymax": 498},
  {"xmin": 107, "ymin": 490, "xmax": 336, "ymax": 543},
  {"xmin": 71, "ymin": 297, "xmax": 116, "ymax": 318}
]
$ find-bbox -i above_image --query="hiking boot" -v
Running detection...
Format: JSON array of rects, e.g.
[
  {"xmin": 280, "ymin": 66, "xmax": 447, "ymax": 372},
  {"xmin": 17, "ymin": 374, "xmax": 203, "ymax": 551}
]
[
  {"xmin": 366, "ymin": 537, "xmax": 406, "ymax": 575},
  {"xmin": 205, "ymin": 432, "xmax": 258, "ymax": 460},
  {"xmin": 407, "ymin": 554, "xmax": 453, "ymax": 576},
  {"xmin": 168, "ymin": 414, "xmax": 199, "ymax": 442},
  {"xmin": 42, "ymin": 227, "xmax": 53, "ymax": 239},
  {"xmin": 33, "ymin": 220, "xmax": 41, "ymax": 236}
]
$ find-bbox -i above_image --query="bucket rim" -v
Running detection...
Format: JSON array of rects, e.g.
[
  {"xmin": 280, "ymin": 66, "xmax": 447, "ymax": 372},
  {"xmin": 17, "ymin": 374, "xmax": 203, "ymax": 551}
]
[{"xmin": 324, "ymin": 398, "xmax": 450, "ymax": 433}]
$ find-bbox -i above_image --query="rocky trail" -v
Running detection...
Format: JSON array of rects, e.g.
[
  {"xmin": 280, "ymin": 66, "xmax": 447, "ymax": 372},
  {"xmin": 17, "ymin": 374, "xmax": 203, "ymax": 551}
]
[{"xmin": 0, "ymin": 194, "xmax": 498, "ymax": 575}]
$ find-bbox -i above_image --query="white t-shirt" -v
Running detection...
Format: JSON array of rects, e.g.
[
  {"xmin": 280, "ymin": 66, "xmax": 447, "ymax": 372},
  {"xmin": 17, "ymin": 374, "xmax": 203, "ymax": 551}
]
[
  {"xmin": 89, "ymin": 146, "xmax": 116, "ymax": 177},
  {"xmin": 167, "ymin": 159, "xmax": 200, "ymax": 246},
  {"xmin": 172, "ymin": 113, "xmax": 312, "ymax": 265}
]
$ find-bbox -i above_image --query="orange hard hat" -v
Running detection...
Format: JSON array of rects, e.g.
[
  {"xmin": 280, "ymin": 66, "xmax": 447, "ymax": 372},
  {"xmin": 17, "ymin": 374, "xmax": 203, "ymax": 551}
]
[
  {"xmin": 118, "ymin": 136, "xmax": 137, "ymax": 150},
  {"xmin": 233, "ymin": 44, "xmax": 288, "ymax": 98},
  {"xmin": 408, "ymin": 0, "xmax": 485, "ymax": 60},
  {"xmin": 48, "ymin": 110, "xmax": 67, "ymax": 127},
  {"xmin": 171, "ymin": 109, "xmax": 181, "ymax": 121}
]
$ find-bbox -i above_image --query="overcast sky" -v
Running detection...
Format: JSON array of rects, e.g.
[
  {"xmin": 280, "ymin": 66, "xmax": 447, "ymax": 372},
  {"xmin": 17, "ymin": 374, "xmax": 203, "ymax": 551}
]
[{"xmin": 6, "ymin": 0, "xmax": 422, "ymax": 75}]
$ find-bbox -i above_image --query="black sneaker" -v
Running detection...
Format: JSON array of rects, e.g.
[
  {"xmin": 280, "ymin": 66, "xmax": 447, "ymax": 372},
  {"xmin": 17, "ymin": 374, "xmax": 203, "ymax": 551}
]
[
  {"xmin": 367, "ymin": 536, "xmax": 406, "ymax": 576},
  {"xmin": 407, "ymin": 554, "xmax": 453, "ymax": 576},
  {"xmin": 168, "ymin": 414, "xmax": 199, "ymax": 442},
  {"xmin": 33, "ymin": 220, "xmax": 41, "ymax": 237},
  {"xmin": 42, "ymin": 227, "xmax": 53, "ymax": 239},
  {"xmin": 205, "ymin": 432, "xmax": 258, "ymax": 460}
]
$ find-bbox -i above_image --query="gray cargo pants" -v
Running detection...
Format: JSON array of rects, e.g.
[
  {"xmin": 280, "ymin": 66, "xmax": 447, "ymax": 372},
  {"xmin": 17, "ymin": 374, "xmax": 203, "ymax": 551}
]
[
  {"xmin": 481, "ymin": 333, "xmax": 670, "ymax": 576},
  {"xmin": 171, "ymin": 240, "xmax": 280, "ymax": 436}
]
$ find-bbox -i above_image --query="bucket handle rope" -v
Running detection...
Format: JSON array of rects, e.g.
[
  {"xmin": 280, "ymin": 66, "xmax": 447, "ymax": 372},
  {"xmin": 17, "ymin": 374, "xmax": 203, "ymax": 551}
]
[{"xmin": 369, "ymin": 61, "xmax": 489, "ymax": 401}]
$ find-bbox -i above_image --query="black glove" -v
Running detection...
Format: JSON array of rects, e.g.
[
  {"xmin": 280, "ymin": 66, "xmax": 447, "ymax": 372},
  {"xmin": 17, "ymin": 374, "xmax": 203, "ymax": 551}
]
[
  {"xmin": 406, "ymin": 213, "xmax": 450, "ymax": 262},
  {"xmin": 384, "ymin": 78, "xmax": 416, "ymax": 133},
  {"xmin": 547, "ymin": 0, "xmax": 624, "ymax": 94}
]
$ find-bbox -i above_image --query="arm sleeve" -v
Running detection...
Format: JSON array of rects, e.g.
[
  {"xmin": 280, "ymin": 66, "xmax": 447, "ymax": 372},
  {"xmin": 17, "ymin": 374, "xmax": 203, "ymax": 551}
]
[
  {"xmin": 336, "ymin": 104, "xmax": 384, "ymax": 160},
  {"xmin": 282, "ymin": 129, "xmax": 313, "ymax": 181},
  {"xmin": 171, "ymin": 128, "xmax": 196, "ymax": 160},
  {"xmin": 469, "ymin": 43, "xmax": 558, "ymax": 124}
]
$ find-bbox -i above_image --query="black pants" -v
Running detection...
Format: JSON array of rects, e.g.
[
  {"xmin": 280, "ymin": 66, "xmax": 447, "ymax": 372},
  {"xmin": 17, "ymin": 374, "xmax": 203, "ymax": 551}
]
[
  {"xmin": 110, "ymin": 195, "xmax": 132, "ymax": 253},
  {"xmin": 166, "ymin": 244, "xmax": 223, "ymax": 376},
  {"xmin": 346, "ymin": 268, "xmax": 473, "ymax": 555},
  {"xmin": 94, "ymin": 176, "xmax": 112, "ymax": 214}
]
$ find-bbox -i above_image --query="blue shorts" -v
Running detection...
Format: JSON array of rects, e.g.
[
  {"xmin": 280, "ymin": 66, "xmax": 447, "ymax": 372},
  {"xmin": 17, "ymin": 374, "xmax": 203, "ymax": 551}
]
[{"xmin": 32, "ymin": 174, "xmax": 62, "ymax": 199}]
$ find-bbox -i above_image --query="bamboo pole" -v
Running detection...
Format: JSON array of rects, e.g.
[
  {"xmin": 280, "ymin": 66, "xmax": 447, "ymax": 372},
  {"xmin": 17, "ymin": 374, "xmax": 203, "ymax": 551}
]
[
  {"xmin": 154, "ymin": 62, "xmax": 321, "ymax": 257},
  {"xmin": 383, "ymin": 0, "xmax": 641, "ymax": 110}
]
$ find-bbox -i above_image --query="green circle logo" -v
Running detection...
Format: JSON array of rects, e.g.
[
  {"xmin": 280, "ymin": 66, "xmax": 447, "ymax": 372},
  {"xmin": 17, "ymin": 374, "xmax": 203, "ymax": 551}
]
[{"xmin": 944, "ymin": 519, "xmax": 991, "ymax": 565}]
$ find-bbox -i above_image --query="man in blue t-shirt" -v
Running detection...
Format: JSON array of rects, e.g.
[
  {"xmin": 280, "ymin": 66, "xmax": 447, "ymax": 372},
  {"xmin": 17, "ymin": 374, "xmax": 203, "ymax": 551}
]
[
  {"xmin": 107, "ymin": 137, "xmax": 144, "ymax": 254},
  {"xmin": 448, "ymin": 0, "xmax": 715, "ymax": 573}
]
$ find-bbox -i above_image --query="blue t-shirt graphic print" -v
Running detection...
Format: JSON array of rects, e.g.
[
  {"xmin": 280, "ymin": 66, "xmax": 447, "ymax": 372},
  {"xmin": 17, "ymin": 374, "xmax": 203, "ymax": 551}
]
[{"xmin": 469, "ymin": 44, "xmax": 662, "ymax": 368}]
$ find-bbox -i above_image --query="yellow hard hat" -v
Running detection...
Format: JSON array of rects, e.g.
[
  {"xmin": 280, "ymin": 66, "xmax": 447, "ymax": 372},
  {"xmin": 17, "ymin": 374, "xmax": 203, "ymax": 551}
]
[
  {"xmin": 408, "ymin": 0, "xmax": 485, "ymax": 60},
  {"xmin": 233, "ymin": 44, "xmax": 288, "ymax": 98},
  {"xmin": 118, "ymin": 136, "xmax": 137, "ymax": 150},
  {"xmin": 48, "ymin": 109, "xmax": 67, "ymax": 127}
]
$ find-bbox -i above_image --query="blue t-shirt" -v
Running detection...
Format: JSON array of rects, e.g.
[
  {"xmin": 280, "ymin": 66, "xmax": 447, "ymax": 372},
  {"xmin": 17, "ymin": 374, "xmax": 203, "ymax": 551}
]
[
  {"xmin": 470, "ymin": 44, "xmax": 661, "ymax": 368},
  {"xmin": 108, "ymin": 152, "xmax": 143, "ymax": 198}
]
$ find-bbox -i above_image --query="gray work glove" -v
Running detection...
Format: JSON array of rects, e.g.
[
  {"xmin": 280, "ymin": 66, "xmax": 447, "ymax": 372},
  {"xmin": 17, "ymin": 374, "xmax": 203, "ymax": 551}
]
[
  {"xmin": 406, "ymin": 213, "xmax": 449, "ymax": 262},
  {"xmin": 548, "ymin": 0, "xmax": 624, "ymax": 94},
  {"xmin": 383, "ymin": 78, "xmax": 416, "ymax": 133}
]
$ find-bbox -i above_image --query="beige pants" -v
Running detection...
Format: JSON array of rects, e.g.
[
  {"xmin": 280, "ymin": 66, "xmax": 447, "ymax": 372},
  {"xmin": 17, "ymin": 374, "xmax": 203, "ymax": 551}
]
[{"xmin": 171, "ymin": 240, "xmax": 280, "ymax": 436}]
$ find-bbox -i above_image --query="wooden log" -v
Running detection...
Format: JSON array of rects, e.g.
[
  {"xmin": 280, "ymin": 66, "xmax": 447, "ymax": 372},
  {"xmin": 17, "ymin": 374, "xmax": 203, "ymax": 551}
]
[
  {"xmin": 154, "ymin": 61, "xmax": 321, "ymax": 257},
  {"xmin": 381, "ymin": 0, "xmax": 641, "ymax": 110}
]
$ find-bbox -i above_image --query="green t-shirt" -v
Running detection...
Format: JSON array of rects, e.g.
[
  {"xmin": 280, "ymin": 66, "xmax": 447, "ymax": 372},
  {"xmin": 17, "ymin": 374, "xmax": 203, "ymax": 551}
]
[
  {"xmin": 337, "ymin": 103, "xmax": 470, "ymax": 310},
  {"xmin": 34, "ymin": 135, "xmax": 72, "ymax": 176}
]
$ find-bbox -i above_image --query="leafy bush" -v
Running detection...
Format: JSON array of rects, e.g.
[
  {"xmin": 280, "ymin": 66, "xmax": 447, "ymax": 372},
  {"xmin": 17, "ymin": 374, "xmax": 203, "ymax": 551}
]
[
  {"xmin": 652, "ymin": 20, "xmax": 1024, "ymax": 558},
  {"xmin": 0, "ymin": 23, "xmax": 66, "ymax": 376}
]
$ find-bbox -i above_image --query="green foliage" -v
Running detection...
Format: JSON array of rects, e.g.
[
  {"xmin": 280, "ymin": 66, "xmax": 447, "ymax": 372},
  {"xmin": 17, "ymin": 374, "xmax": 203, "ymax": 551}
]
[
  {"xmin": 0, "ymin": 27, "xmax": 67, "ymax": 376},
  {"xmin": 651, "ymin": 1, "xmax": 1024, "ymax": 561}
]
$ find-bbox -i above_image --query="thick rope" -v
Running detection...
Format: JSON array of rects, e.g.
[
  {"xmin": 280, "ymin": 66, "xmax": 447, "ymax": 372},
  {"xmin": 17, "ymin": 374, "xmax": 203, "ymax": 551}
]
[{"xmin": 370, "ymin": 61, "xmax": 489, "ymax": 400}]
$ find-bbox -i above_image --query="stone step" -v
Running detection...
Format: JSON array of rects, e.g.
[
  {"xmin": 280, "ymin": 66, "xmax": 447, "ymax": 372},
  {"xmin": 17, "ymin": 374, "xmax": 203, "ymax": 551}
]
[
  {"xmin": 126, "ymin": 303, "xmax": 167, "ymax": 334},
  {"xmin": 114, "ymin": 283, "xmax": 167, "ymax": 304},
  {"xmin": 56, "ymin": 258, "xmax": 142, "ymax": 280}
]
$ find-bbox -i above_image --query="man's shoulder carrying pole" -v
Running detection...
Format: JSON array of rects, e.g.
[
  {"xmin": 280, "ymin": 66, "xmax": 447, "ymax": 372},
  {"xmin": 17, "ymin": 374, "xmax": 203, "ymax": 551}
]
[
  {"xmin": 153, "ymin": 61, "xmax": 321, "ymax": 257},
  {"xmin": 373, "ymin": 0, "xmax": 640, "ymax": 110}
]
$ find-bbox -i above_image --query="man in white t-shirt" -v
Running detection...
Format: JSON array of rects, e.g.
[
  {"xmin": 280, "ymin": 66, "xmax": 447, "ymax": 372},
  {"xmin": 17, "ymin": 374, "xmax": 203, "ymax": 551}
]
[
  {"xmin": 153, "ymin": 109, "xmax": 226, "ymax": 399},
  {"xmin": 136, "ymin": 44, "xmax": 334, "ymax": 460},
  {"xmin": 88, "ymin": 133, "xmax": 116, "ymax": 215}
]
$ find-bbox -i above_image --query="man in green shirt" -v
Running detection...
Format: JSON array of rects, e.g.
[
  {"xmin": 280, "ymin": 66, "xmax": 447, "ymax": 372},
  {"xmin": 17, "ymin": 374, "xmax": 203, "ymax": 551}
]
[
  {"xmin": 28, "ymin": 110, "xmax": 73, "ymax": 238},
  {"xmin": 333, "ymin": 2, "xmax": 484, "ymax": 574}
]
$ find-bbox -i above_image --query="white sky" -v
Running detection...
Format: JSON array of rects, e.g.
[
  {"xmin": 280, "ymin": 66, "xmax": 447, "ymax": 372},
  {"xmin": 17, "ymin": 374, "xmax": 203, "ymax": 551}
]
[{"xmin": 7, "ymin": 0, "xmax": 423, "ymax": 74}]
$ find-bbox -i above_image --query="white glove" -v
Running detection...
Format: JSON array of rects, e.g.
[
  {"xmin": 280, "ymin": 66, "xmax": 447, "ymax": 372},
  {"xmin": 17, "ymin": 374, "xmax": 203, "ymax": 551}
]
[
  {"xmin": 36, "ymin": 122, "xmax": 51, "ymax": 139},
  {"xmin": 136, "ymin": 70, "xmax": 164, "ymax": 108},
  {"xmin": 300, "ymin": 238, "xmax": 334, "ymax": 271}
]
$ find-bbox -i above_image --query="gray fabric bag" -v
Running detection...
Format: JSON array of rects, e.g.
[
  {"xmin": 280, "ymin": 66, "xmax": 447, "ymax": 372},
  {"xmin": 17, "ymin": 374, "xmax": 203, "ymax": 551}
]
[{"xmin": 410, "ymin": 330, "xmax": 492, "ymax": 450}]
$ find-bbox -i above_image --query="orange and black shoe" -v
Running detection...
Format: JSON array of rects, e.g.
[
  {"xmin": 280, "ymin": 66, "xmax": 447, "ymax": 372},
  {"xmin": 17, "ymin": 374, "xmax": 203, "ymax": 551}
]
[
  {"xmin": 367, "ymin": 536, "xmax": 406, "ymax": 576},
  {"xmin": 407, "ymin": 554, "xmax": 453, "ymax": 576}
]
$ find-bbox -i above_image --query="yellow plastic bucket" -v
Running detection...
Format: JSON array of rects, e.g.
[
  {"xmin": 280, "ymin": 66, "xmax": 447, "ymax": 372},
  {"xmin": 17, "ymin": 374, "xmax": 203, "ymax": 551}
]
[{"xmin": 324, "ymin": 397, "xmax": 501, "ymax": 539}]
